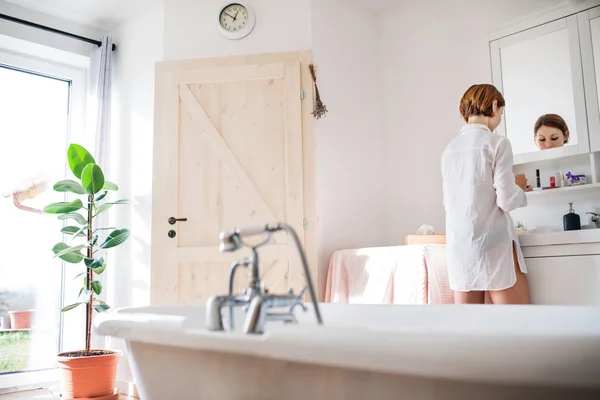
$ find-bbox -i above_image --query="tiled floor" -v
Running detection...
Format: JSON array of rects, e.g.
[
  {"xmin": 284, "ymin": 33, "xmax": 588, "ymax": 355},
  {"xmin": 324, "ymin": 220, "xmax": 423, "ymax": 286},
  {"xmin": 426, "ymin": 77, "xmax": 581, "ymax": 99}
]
[{"xmin": 0, "ymin": 390, "xmax": 134, "ymax": 399}]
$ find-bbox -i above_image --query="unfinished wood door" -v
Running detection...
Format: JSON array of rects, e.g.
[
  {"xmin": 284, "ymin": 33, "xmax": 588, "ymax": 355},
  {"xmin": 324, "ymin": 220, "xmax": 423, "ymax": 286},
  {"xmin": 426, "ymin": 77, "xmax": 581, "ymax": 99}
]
[{"xmin": 151, "ymin": 52, "xmax": 316, "ymax": 305}]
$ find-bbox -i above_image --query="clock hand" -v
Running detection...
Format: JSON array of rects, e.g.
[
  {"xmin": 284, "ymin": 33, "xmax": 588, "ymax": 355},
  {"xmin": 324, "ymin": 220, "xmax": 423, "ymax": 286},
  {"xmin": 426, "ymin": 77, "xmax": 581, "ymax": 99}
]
[
  {"xmin": 224, "ymin": 12, "xmax": 235, "ymax": 19},
  {"xmin": 234, "ymin": 9, "xmax": 240, "ymax": 20}
]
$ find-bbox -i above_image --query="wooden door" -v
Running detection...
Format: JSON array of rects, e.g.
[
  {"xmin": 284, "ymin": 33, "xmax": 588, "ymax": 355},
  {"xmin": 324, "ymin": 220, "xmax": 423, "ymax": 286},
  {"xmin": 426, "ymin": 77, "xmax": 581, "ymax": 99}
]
[{"xmin": 151, "ymin": 52, "xmax": 317, "ymax": 305}]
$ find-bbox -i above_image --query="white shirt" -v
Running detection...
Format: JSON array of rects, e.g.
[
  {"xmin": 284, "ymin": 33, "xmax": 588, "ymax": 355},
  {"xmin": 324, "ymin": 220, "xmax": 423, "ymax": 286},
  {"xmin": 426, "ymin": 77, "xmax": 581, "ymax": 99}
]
[{"xmin": 441, "ymin": 124, "xmax": 527, "ymax": 292}]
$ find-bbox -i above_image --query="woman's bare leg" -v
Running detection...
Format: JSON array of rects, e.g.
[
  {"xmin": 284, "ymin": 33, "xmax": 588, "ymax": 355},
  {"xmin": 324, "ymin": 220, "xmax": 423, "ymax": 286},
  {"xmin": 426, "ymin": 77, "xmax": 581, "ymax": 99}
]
[
  {"xmin": 454, "ymin": 291, "xmax": 485, "ymax": 304},
  {"xmin": 489, "ymin": 242, "xmax": 531, "ymax": 304}
]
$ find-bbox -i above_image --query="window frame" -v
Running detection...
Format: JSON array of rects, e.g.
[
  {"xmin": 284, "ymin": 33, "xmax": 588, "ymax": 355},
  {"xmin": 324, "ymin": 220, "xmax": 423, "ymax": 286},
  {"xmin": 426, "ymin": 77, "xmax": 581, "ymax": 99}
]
[{"xmin": 0, "ymin": 46, "xmax": 89, "ymax": 392}]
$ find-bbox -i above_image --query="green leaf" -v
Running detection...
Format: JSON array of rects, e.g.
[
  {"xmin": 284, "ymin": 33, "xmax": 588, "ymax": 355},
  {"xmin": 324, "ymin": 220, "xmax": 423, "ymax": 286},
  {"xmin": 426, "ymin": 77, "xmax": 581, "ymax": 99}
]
[
  {"xmin": 52, "ymin": 243, "xmax": 84, "ymax": 264},
  {"xmin": 77, "ymin": 287, "xmax": 85, "ymax": 299},
  {"xmin": 81, "ymin": 164, "xmax": 105, "ymax": 195},
  {"xmin": 84, "ymin": 257, "xmax": 104, "ymax": 269},
  {"xmin": 72, "ymin": 225, "xmax": 88, "ymax": 239},
  {"xmin": 93, "ymin": 304, "xmax": 110, "ymax": 313},
  {"xmin": 44, "ymin": 199, "xmax": 83, "ymax": 214},
  {"xmin": 100, "ymin": 229, "xmax": 130, "ymax": 249},
  {"xmin": 91, "ymin": 235, "xmax": 98, "ymax": 247},
  {"xmin": 85, "ymin": 257, "xmax": 105, "ymax": 274},
  {"xmin": 96, "ymin": 191, "xmax": 108, "ymax": 201},
  {"xmin": 90, "ymin": 280, "xmax": 102, "ymax": 296},
  {"xmin": 53, "ymin": 180, "xmax": 86, "ymax": 195},
  {"xmin": 61, "ymin": 225, "xmax": 88, "ymax": 237},
  {"xmin": 67, "ymin": 144, "xmax": 95, "ymax": 179},
  {"xmin": 53, "ymin": 243, "xmax": 86, "ymax": 260},
  {"xmin": 102, "ymin": 181, "xmax": 118, "ymax": 191},
  {"xmin": 93, "ymin": 264, "xmax": 106, "ymax": 275},
  {"xmin": 58, "ymin": 213, "xmax": 88, "ymax": 226},
  {"xmin": 62, "ymin": 302, "xmax": 85, "ymax": 312},
  {"xmin": 95, "ymin": 199, "xmax": 131, "ymax": 215}
]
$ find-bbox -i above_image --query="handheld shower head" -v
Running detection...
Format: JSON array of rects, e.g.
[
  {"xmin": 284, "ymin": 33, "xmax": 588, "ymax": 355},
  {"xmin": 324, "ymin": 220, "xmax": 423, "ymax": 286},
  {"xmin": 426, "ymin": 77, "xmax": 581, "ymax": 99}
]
[
  {"xmin": 218, "ymin": 223, "xmax": 283, "ymax": 253},
  {"xmin": 218, "ymin": 229, "xmax": 243, "ymax": 252}
]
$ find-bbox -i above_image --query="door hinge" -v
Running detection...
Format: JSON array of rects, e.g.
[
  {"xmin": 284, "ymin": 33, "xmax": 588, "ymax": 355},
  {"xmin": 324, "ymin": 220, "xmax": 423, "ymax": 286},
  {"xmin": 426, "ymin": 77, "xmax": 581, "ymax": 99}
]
[
  {"xmin": 300, "ymin": 89, "xmax": 305, "ymax": 100},
  {"xmin": 302, "ymin": 219, "xmax": 308, "ymax": 229}
]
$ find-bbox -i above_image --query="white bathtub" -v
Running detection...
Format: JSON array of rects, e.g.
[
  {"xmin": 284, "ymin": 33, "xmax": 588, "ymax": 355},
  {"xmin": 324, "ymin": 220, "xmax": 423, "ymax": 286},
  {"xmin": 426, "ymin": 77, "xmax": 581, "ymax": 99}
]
[{"xmin": 94, "ymin": 303, "xmax": 600, "ymax": 400}]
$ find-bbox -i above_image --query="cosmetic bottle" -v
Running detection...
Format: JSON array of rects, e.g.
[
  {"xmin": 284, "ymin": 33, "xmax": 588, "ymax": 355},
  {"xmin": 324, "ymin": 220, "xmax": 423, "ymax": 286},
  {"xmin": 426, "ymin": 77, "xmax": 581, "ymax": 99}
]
[{"xmin": 563, "ymin": 203, "xmax": 581, "ymax": 231}]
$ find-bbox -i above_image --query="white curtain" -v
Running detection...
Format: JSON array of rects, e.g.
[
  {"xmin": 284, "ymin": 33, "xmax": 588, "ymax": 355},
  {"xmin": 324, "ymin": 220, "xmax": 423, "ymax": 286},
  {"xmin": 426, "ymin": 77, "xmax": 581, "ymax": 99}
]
[
  {"xmin": 87, "ymin": 36, "xmax": 113, "ymax": 172},
  {"xmin": 86, "ymin": 36, "xmax": 113, "ymax": 349}
]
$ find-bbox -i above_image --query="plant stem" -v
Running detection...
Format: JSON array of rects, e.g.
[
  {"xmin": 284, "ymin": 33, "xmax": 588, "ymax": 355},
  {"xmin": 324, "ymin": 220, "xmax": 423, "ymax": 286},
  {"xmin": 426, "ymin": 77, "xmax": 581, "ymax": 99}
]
[{"xmin": 85, "ymin": 195, "xmax": 94, "ymax": 355}]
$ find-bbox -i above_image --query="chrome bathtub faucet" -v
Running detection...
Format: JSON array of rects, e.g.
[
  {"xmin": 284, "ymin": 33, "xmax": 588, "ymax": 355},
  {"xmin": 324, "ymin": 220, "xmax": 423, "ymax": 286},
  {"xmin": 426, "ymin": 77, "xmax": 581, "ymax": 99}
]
[
  {"xmin": 206, "ymin": 222, "xmax": 323, "ymax": 334},
  {"xmin": 587, "ymin": 212, "xmax": 600, "ymax": 228}
]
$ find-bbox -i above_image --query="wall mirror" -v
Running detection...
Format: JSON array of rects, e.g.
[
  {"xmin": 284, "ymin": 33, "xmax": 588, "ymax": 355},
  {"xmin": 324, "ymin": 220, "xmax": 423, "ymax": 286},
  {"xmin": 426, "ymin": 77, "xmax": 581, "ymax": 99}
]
[{"xmin": 490, "ymin": 16, "xmax": 590, "ymax": 164}]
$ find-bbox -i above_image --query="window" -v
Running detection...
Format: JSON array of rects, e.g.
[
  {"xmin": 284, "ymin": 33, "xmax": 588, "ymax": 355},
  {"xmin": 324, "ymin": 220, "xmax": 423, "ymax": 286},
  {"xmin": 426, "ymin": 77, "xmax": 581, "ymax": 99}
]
[{"xmin": 0, "ymin": 47, "xmax": 87, "ymax": 390}]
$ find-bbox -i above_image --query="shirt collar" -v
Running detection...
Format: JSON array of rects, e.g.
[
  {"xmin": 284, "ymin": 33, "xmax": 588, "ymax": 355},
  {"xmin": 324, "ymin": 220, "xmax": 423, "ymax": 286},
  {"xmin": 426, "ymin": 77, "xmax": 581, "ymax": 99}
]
[{"xmin": 460, "ymin": 123, "xmax": 492, "ymax": 134}]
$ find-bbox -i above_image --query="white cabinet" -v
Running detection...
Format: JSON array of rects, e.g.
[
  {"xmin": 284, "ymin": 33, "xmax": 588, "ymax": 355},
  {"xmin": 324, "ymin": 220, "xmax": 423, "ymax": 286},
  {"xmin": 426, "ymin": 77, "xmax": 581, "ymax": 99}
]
[
  {"xmin": 525, "ymin": 255, "xmax": 600, "ymax": 305},
  {"xmin": 520, "ymin": 231, "xmax": 600, "ymax": 305}
]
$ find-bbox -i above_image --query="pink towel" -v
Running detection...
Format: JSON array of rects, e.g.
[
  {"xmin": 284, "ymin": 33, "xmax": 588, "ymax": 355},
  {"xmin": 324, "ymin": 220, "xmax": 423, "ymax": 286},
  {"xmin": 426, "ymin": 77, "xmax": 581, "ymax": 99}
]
[{"xmin": 325, "ymin": 245, "xmax": 453, "ymax": 305}]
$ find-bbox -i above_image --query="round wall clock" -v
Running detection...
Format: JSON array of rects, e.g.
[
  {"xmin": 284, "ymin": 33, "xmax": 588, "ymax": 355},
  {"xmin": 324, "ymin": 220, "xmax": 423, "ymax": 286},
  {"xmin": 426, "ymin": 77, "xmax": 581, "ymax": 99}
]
[{"xmin": 217, "ymin": 3, "xmax": 256, "ymax": 40}]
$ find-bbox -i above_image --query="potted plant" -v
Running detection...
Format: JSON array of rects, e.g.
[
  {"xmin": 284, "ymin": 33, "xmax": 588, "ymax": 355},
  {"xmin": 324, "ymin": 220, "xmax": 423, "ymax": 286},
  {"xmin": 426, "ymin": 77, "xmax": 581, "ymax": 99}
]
[
  {"xmin": 8, "ymin": 309, "xmax": 33, "ymax": 329},
  {"xmin": 44, "ymin": 144, "xmax": 130, "ymax": 400}
]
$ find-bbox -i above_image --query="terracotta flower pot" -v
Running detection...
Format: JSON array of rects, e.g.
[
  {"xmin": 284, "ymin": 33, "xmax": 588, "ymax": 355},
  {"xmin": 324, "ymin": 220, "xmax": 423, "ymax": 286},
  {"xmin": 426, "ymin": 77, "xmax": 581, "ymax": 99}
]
[
  {"xmin": 57, "ymin": 350, "xmax": 121, "ymax": 399},
  {"xmin": 8, "ymin": 310, "xmax": 33, "ymax": 329}
]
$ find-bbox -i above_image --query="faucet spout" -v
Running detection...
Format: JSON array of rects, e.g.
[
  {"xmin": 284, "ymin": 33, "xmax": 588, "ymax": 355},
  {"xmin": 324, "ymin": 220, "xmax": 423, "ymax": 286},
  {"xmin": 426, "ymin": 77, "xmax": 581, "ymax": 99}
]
[
  {"xmin": 206, "ymin": 294, "xmax": 250, "ymax": 331},
  {"xmin": 243, "ymin": 293, "xmax": 305, "ymax": 334}
]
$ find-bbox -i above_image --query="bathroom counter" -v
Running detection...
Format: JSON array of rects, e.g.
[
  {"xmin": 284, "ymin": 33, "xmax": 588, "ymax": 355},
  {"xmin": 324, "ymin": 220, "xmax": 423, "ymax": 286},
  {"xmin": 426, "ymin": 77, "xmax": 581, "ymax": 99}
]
[{"xmin": 518, "ymin": 229, "xmax": 600, "ymax": 247}]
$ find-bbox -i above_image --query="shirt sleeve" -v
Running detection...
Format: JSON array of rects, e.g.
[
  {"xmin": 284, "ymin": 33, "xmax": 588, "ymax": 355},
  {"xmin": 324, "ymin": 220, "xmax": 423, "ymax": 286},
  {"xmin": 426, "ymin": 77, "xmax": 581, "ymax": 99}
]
[{"xmin": 493, "ymin": 137, "xmax": 527, "ymax": 212}]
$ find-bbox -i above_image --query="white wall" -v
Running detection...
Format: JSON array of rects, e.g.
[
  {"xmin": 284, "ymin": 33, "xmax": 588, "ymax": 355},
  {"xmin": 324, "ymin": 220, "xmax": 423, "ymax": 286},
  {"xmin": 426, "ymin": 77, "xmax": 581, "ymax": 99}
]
[
  {"xmin": 381, "ymin": 0, "xmax": 567, "ymax": 243},
  {"xmin": 311, "ymin": 0, "xmax": 384, "ymax": 297},
  {"xmin": 108, "ymin": 0, "xmax": 164, "ymax": 383},
  {"xmin": 108, "ymin": 0, "xmax": 164, "ymax": 311},
  {"xmin": 163, "ymin": 0, "xmax": 311, "ymax": 61}
]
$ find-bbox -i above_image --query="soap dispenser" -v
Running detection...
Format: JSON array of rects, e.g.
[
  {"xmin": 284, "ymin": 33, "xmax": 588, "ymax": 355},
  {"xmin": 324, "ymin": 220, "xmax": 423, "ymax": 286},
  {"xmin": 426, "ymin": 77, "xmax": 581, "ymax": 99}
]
[{"xmin": 563, "ymin": 203, "xmax": 581, "ymax": 231}]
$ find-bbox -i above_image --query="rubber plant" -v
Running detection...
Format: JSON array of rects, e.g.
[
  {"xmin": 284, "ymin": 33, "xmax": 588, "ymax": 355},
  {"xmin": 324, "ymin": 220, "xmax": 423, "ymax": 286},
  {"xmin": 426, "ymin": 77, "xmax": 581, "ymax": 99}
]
[{"xmin": 43, "ymin": 143, "xmax": 129, "ymax": 399}]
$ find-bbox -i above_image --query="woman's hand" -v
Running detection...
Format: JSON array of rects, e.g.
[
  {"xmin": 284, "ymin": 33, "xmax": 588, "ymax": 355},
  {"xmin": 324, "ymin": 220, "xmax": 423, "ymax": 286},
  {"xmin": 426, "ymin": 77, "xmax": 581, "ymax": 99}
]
[{"xmin": 515, "ymin": 174, "xmax": 532, "ymax": 192}]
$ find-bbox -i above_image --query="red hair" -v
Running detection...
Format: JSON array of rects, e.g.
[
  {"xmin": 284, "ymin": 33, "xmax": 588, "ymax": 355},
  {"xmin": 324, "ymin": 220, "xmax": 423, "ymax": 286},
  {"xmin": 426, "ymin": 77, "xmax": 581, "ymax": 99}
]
[{"xmin": 459, "ymin": 84, "xmax": 505, "ymax": 122}]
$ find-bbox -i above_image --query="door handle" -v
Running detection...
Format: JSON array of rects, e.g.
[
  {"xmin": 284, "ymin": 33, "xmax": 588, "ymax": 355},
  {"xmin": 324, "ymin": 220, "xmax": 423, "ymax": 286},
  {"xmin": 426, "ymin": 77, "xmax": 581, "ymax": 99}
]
[{"xmin": 168, "ymin": 217, "xmax": 188, "ymax": 225}]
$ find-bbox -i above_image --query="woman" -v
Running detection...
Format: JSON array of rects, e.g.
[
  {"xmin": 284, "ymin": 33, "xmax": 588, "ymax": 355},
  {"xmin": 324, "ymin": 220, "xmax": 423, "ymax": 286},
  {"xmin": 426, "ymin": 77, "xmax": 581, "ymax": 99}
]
[
  {"xmin": 441, "ymin": 84, "xmax": 531, "ymax": 305},
  {"xmin": 534, "ymin": 113, "xmax": 569, "ymax": 150}
]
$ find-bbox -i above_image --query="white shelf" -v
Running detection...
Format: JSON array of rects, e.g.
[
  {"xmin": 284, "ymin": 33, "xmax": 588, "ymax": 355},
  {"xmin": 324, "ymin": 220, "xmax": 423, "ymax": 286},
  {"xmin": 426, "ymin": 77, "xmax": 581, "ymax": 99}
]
[{"xmin": 526, "ymin": 182, "xmax": 600, "ymax": 197}]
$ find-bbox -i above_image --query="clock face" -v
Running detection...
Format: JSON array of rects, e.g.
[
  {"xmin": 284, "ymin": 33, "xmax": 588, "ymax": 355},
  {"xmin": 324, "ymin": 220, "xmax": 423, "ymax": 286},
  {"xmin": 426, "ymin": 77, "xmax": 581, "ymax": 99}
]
[{"xmin": 219, "ymin": 3, "xmax": 250, "ymax": 33}]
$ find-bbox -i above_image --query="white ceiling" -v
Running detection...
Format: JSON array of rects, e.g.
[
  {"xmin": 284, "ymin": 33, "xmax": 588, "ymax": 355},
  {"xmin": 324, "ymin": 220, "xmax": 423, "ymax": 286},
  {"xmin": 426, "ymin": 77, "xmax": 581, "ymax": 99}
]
[{"xmin": 5, "ymin": 0, "xmax": 151, "ymax": 30}]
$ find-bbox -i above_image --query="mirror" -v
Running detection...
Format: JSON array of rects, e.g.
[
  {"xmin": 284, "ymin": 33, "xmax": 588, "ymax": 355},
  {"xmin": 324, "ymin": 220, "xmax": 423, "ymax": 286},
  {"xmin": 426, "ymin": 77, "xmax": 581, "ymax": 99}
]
[
  {"xmin": 591, "ymin": 15, "xmax": 600, "ymax": 132},
  {"xmin": 499, "ymin": 25, "xmax": 578, "ymax": 155}
]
